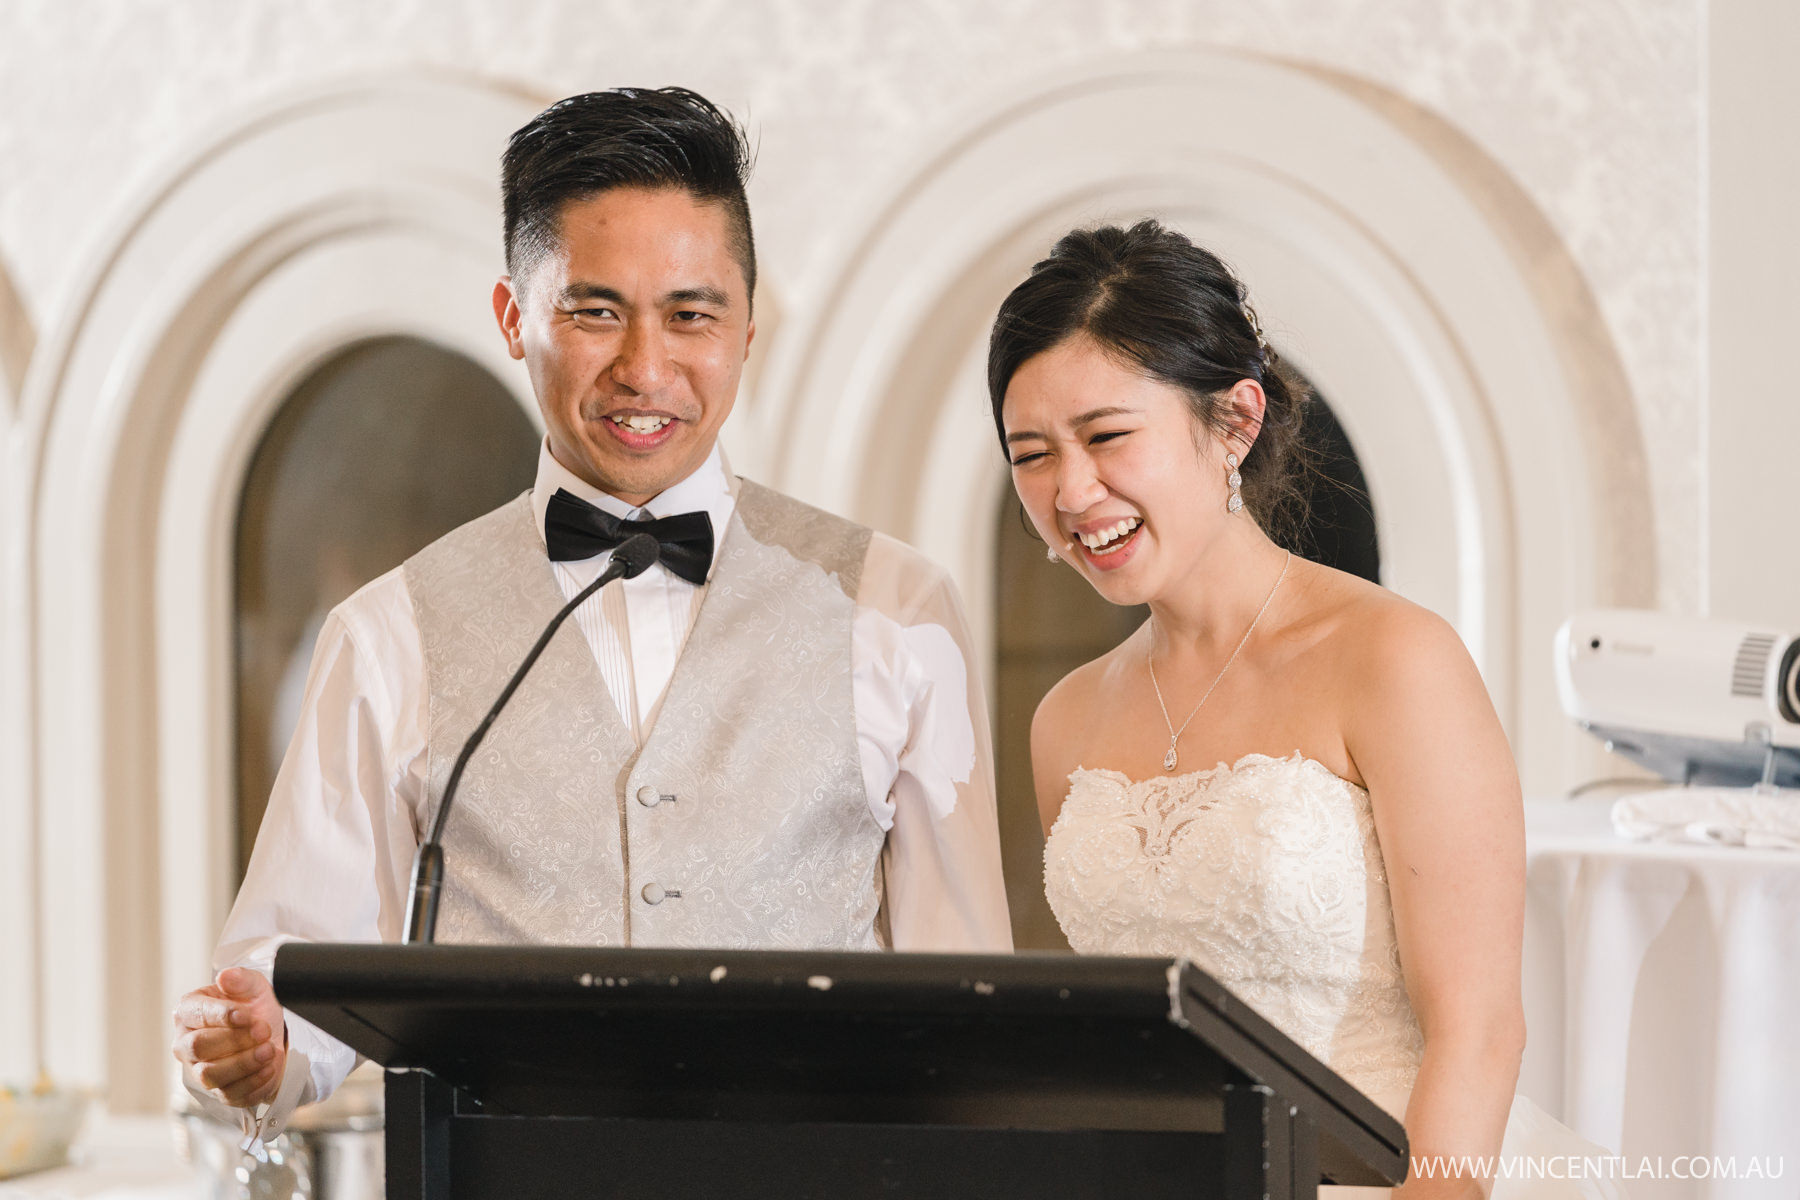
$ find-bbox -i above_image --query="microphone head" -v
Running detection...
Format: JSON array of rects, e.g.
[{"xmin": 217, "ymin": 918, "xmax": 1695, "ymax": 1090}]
[{"xmin": 613, "ymin": 532, "xmax": 661, "ymax": 579}]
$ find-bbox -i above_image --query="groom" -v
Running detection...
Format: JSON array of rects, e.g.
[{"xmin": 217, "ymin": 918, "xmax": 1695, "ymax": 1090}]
[{"xmin": 172, "ymin": 87, "xmax": 1011, "ymax": 1131}]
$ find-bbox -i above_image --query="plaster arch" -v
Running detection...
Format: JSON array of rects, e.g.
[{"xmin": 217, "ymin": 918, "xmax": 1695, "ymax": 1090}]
[
  {"xmin": 0, "ymin": 254, "xmax": 30, "ymax": 405},
  {"xmin": 1, "ymin": 253, "xmax": 40, "ymax": 1090},
  {"xmin": 16, "ymin": 75, "xmax": 547, "ymax": 1107},
  {"xmin": 755, "ymin": 50, "xmax": 1654, "ymax": 803}
]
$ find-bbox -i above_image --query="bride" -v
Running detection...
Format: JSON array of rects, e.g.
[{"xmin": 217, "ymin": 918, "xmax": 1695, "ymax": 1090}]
[{"xmin": 989, "ymin": 220, "xmax": 1617, "ymax": 1198}]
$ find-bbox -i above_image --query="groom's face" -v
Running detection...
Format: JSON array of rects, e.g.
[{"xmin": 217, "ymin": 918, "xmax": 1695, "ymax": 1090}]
[{"xmin": 493, "ymin": 186, "xmax": 755, "ymax": 507}]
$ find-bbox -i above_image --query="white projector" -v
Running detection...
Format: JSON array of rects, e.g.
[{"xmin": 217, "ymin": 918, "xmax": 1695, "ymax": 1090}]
[{"xmin": 1555, "ymin": 609, "xmax": 1800, "ymax": 788}]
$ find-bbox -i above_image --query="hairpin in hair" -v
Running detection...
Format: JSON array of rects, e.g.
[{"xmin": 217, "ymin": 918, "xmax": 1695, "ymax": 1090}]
[{"xmin": 1240, "ymin": 297, "xmax": 1270, "ymax": 362}]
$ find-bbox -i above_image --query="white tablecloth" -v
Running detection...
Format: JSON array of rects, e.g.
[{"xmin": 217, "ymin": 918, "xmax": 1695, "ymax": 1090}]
[
  {"xmin": 0, "ymin": 1114, "xmax": 193, "ymax": 1199},
  {"xmin": 1522, "ymin": 800, "xmax": 1800, "ymax": 1200}
]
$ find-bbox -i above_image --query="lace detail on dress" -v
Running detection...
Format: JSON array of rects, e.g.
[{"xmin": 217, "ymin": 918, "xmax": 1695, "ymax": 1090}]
[{"xmin": 1044, "ymin": 752, "xmax": 1425, "ymax": 1109}]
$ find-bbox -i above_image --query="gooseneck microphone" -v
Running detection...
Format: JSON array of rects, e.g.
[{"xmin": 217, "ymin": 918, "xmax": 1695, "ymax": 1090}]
[{"xmin": 403, "ymin": 532, "xmax": 662, "ymax": 944}]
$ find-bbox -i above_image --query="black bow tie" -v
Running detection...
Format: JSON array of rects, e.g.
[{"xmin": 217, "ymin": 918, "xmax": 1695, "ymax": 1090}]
[{"xmin": 543, "ymin": 489, "xmax": 715, "ymax": 585}]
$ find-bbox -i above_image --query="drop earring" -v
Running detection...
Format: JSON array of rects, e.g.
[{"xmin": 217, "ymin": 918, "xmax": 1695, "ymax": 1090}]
[
  {"xmin": 1226, "ymin": 453, "xmax": 1244, "ymax": 514},
  {"xmin": 1046, "ymin": 545, "xmax": 1060, "ymax": 563}
]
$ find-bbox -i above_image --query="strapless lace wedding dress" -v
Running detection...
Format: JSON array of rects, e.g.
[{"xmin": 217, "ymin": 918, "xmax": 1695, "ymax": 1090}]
[{"xmin": 1044, "ymin": 752, "xmax": 1623, "ymax": 1198}]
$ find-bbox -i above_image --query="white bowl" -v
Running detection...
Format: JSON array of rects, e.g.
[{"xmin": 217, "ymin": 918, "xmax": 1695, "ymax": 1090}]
[{"xmin": 0, "ymin": 1087, "xmax": 90, "ymax": 1179}]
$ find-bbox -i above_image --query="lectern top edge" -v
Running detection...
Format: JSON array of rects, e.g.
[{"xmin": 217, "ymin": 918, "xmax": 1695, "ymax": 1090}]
[{"xmin": 276, "ymin": 942, "xmax": 1184, "ymax": 1017}]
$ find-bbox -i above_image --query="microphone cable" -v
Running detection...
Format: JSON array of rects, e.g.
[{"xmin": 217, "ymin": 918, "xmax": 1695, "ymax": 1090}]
[{"xmin": 403, "ymin": 532, "xmax": 662, "ymax": 944}]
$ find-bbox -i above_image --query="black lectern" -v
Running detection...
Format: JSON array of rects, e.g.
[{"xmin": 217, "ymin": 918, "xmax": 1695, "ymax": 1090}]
[{"xmin": 275, "ymin": 945, "xmax": 1406, "ymax": 1199}]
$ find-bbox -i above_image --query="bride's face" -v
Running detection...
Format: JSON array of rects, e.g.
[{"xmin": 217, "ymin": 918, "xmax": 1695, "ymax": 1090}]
[{"xmin": 1002, "ymin": 335, "xmax": 1237, "ymax": 607}]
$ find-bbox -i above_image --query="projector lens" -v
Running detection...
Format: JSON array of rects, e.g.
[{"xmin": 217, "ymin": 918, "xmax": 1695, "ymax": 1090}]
[{"xmin": 1782, "ymin": 638, "xmax": 1800, "ymax": 724}]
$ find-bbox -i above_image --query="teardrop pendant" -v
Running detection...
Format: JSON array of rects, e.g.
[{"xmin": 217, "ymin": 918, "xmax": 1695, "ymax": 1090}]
[{"xmin": 1163, "ymin": 741, "xmax": 1179, "ymax": 772}]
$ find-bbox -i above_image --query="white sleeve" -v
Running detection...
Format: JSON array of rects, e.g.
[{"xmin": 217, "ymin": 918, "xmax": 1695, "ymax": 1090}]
[
  {"xmin": 853, "ymin": 536, "xmax": 1013, "ymax": 952},
  {"xmin": 198, "ymin": 569, "xmax": 429, "ymax": 1129}
]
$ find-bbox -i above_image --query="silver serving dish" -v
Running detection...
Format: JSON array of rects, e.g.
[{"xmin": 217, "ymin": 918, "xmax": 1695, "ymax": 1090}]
[{"xmin": 177, "ymin": 1064, "xmax": 384, "ymax": 1200}]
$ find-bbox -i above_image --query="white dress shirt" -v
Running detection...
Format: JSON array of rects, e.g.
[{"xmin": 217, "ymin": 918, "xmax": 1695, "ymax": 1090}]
[{"xmin": 204, "ymin": 440, "xmax": 1012, "ymax": 1130}]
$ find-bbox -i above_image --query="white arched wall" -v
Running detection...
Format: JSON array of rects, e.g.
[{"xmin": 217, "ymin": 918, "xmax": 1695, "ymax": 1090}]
[
  {"xmin": 1, "ymin": 255, "xmax": 40, "ymax": 1092},
  {"xmin": 16, "ymin": 77, "xmax": 545, "ymax": 1108},
  {"xmin": 755, "ymin": 51, "xmax": 1654, "ymax": 802}
]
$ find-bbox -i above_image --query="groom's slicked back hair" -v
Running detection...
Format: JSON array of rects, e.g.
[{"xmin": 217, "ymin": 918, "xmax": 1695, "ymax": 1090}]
[
  {"xmin": 987, "ymin": 219, "xmax": 1315, "ymax": 548},
  {"xmin": 502, "ymin": 87, "xmax": 757, "ymax": 301}
]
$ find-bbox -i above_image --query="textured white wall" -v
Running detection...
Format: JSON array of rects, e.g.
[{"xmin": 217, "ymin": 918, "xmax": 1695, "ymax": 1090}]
[
  {"xmin": 1708, "ymin": 0, "xmax": 1800, "ymax": 630},
  {"xmin": 0, "ymin": 0, "xmax": 1704, "ymax": 609}
]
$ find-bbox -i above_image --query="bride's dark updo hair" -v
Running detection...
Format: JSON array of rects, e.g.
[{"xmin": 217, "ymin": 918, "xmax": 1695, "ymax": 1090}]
[{"xmin": 987, "ymin": 219, "xmax": 1314, "ymax": 548}]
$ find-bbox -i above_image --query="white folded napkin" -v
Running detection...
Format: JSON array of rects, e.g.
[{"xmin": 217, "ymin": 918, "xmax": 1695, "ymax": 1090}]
[{"xmin": 1611, "ymin": 787, "xmax": 1800, "ymax": 850}]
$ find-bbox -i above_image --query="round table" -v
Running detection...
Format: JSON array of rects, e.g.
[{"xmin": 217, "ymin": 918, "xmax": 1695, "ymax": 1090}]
[{"xmin": 1521, "ymin": 799, "xmax": 1800, "ymax": 1200}]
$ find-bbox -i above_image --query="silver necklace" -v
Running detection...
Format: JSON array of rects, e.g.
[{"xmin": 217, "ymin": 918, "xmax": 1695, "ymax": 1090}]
[{"xmin": 1147, "ymin": 550, "xmax": 1291, "ymax": 772}]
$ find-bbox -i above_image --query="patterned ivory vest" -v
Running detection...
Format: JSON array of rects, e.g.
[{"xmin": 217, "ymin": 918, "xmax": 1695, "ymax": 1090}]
[{"xmin": 402, "ymin": 481, "xmax": 884, "ymax": 950}]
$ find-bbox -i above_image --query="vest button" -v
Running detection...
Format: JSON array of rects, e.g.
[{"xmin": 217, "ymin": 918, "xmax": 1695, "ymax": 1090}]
[
  {"xmin": 636, "ymin": 786, "xmax": 660, "ymax": 808},
  {"xmin": 641, "ymin": 882, "xmax": 666, "ymax": 905}
]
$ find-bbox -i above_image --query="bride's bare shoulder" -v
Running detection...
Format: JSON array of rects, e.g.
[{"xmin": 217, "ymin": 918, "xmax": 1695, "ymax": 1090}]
[
  {"xmin": 1288, "ymin": 560, "xmax": 1476, "ymax": 688},
  {"xmin": 1030, "ymin": 630, "xmax": 1144, "ymax": 784},
  {"xmin": 1035, "ymin": 629, "xmax": 1145, "ymax": 725}
]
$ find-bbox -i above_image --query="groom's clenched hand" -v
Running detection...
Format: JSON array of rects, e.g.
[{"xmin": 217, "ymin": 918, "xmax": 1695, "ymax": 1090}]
[{"xmin": 172, "ymin": 967, "xmax": 287, "ymax": 1108}]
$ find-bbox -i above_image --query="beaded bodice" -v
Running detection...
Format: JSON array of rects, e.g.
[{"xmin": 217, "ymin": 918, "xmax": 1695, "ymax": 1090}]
[{"xmin": 1043, "ymin": 752, "xmax": 1424, "ymax": 1112}]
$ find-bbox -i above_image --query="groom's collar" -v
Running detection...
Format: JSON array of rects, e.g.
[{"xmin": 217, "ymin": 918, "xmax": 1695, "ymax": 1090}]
[{"xmin": 530, "ymin": 439, "xmax": 738, "ymax": 564}]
